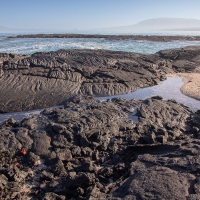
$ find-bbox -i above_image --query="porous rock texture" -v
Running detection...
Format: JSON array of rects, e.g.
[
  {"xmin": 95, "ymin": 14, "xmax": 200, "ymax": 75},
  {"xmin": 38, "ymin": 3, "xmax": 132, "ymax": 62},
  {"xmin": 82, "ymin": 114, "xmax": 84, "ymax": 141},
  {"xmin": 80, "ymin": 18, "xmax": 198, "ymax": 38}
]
[
  {"xmin": 156, "ymin": 46, "xmax": 200, "ymax": 73},
  {"xmin": 1, "ymin": 46, "xmax": 200, "ymax": 112},
  {"xmin": 0, "ymin": 95, "xmax": 200, "ymax": 199}
]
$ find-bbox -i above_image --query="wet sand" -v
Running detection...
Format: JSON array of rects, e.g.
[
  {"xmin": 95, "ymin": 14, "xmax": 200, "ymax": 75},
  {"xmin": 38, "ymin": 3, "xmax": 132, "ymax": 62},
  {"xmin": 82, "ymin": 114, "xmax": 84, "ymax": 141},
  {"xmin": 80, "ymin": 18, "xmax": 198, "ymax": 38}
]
[{"xmin": 168, "ymin": 73, "xmax": 200, "ymax": 101}]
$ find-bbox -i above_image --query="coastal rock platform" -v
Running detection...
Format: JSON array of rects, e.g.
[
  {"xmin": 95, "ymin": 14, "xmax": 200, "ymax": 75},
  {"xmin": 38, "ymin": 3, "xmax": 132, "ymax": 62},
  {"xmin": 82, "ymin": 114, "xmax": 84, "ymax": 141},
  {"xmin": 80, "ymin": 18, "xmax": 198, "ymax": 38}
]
[{"xmin": 1, "ymin": 46, "xmax": 200, "ymax": 112}]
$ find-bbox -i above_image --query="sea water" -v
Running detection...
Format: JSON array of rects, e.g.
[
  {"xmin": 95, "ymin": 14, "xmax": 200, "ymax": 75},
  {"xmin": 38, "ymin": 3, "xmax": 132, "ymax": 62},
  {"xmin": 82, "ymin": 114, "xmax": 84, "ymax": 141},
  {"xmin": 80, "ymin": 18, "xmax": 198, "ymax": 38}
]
[{"xmin": 1, "ymin": 32, "xmax": 200, "ymax": 54}]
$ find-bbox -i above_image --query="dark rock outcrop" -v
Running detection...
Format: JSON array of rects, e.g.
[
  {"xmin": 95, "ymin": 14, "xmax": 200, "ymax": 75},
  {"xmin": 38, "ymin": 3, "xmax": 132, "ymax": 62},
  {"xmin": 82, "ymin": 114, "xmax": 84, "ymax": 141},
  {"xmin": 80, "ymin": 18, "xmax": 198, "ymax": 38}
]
[
  {"xmin": 1, "ymin": 46, "xmax": 200, "ymax": 112},
  {"xmin": 157, "ymin": 46, "xmax": 200, "ymax": 73},
  {"xmin": 8, "ymin": 33, "xmax": 200, "ymax": 42},
  {"xmin": 0, "ymin": 96, "xmax": 200, "ymax": 199},
  {"xmin": 0, "ymin": 49, "xmax": 172, "ymax": 112}
]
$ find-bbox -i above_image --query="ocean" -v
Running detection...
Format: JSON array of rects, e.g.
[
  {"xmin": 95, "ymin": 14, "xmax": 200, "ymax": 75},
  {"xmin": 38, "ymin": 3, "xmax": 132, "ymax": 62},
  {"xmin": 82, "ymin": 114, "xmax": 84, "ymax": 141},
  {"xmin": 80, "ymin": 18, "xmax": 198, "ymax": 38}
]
[{"xmin": 1, "ymin": 32, "xmax": 200, "ymax": 54}]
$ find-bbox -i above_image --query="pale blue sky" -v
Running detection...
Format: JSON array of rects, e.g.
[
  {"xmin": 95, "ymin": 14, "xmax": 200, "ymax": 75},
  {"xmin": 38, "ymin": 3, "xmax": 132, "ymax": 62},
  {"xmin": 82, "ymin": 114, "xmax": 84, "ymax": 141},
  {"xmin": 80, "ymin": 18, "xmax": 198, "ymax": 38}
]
[{"xmin": 1, "ymin": 0, "xmax": 200, "ymax": 30}]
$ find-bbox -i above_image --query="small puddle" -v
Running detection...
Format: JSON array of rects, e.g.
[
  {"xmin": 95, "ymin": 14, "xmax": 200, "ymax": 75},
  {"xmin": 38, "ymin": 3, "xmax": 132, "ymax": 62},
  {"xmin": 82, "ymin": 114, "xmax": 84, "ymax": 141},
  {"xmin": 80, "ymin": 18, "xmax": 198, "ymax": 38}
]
[
  {"xmin": 128, "ymin": 107, "xmax": 139, "ymax": 122},
  {"xmin": 97, "ymin": 77, "xmax": 200, "ymax": 111},
  {"xmin": 0, "ymin": 106, "xmax": 63, "ymax": 125},
  {"xmin": 0, "ymin": 109, "xmax": 42, "ymax": 125}
]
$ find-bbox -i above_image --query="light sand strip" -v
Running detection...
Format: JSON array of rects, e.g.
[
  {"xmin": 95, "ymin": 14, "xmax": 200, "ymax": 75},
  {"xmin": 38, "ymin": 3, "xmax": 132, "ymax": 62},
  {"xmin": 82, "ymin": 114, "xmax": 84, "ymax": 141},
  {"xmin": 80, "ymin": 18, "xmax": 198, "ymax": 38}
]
[{"xmin": 168, "ymin": 73, "xmax": 200, "ymax": 101}]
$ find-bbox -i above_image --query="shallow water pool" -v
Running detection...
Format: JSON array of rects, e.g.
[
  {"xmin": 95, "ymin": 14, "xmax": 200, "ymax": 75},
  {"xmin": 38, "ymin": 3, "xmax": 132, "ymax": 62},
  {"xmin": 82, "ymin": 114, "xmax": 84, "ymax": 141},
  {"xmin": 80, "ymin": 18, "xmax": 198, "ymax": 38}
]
[{"xmin": 97, "ymin": 77, "xmax": 200, "ymax": 111}]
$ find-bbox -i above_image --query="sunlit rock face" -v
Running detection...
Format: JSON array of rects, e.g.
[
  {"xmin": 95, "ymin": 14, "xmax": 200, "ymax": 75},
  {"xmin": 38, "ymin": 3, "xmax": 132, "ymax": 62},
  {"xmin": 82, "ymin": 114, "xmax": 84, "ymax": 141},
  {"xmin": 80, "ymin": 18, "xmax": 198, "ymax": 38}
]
[{"xmin": 0, "ymin": 49, "xmax": 171, "ymax": 112}]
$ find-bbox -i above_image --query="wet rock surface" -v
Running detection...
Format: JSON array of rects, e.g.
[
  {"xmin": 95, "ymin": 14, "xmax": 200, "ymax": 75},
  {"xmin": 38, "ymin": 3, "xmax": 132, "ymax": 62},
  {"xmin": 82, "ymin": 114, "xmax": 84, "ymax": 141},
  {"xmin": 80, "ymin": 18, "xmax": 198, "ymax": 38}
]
[
  {"xmin": 1, "ymin": 46, "xmax": 200, "ymax": 112},
  {"xmin": 0, "ymin": 95, "xmax": 200, "ymax": 199}
]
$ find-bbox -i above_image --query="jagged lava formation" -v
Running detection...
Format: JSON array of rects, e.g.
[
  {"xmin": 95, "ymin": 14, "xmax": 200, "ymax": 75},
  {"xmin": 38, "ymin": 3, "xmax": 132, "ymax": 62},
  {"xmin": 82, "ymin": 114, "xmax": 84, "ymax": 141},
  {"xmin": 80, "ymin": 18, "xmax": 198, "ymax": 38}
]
[{"xmin": 0, "ymin": 95, "xmax": 200, "ymax": 199}]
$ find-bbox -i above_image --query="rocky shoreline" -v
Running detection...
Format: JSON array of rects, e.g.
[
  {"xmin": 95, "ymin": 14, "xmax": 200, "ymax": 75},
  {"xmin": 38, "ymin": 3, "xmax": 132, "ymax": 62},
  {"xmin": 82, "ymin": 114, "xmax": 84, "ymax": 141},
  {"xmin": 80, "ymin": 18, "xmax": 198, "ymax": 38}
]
[
  {"xmin": 1, "ymin": 46, "xmax": 200, "ymax": 113},
  {"xmin": 8, "ymin": 34, "xmax": 200, "ymax": 42},
  {"xmin": 0, "ymin": 95, "xmax": 200, "ymax": 199},
  {"xmin": 1, "ymin": 45, "xmax": 200, "ymax": 199}
]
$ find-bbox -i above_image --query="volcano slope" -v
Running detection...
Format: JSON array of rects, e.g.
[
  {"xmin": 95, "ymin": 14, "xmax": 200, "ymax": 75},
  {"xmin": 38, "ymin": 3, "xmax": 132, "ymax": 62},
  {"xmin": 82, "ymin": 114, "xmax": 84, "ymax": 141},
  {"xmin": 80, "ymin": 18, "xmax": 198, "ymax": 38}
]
[
  {"xmin": 0, "ymin": 95, "xmax": 200, "ymax": 199},
  {"xmin": 1, "ymin": 46, "xmax": 200, "ymax": 112}
]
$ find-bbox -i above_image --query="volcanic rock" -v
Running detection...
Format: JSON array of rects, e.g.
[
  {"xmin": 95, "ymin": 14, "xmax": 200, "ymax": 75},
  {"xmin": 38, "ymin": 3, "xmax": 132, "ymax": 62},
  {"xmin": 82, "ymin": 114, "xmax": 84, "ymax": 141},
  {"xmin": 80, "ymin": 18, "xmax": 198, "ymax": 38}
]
[
  {"xmin": 1, "ymin": 46, "xmax": 200, "ymax": 112},
  {"xmin": 8, "ymin": 33, "xmax": 200, "ymax": 42},
  {"xmin": 0, "ymin": 49, "xmax": 170, "ymax": 112},
  {"xmin": 0, "ymin": 96, "xmax": 200, "ymax": 199}
]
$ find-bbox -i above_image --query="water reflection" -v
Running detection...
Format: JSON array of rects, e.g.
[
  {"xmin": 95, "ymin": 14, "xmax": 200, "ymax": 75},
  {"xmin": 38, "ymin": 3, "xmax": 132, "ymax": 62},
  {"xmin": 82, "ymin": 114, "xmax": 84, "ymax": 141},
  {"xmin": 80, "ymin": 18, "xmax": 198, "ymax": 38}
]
[
  {"xmin": 97, "ymin": 77, "xmax": 200, "ymax": 111},
  {"xmin": 0, "ymin": 106, "xmax": 63, "ymax": 125},
  {"xmin": 128, "ymin": 107, "xmax": 139, "ymax": 122}
]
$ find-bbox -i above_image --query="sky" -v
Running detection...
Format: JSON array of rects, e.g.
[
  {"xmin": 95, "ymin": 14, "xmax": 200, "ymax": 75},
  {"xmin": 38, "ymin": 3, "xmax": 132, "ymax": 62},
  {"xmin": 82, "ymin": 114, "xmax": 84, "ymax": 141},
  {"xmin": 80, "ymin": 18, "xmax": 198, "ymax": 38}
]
[{"xmin": 1, "ymin": 0, "xmax": 200, "ymax": 31}]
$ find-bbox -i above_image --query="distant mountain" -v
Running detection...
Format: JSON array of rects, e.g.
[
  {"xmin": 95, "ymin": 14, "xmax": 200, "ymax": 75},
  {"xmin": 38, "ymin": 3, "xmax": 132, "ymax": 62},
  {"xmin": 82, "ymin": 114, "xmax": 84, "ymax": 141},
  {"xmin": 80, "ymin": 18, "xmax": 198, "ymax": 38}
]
[
  {"xmin": 100, "ymin": 18, "xmax": 200, "ymax": 33},
  {"xmin": 134, "ymin": 18, "xmax": 200, "ymax": 30}
]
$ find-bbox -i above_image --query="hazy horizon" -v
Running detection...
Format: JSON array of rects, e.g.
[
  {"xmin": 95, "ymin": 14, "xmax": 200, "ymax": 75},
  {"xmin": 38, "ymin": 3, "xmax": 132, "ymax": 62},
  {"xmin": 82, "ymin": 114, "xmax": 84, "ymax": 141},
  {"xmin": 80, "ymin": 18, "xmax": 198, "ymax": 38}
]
[
  {"xmin": 1, "ymin": 0, "xmax": 200, "ymax": 31},
  {"xmin": 2, "ymin": 18, "xmax": 200, "ymax": 34}
]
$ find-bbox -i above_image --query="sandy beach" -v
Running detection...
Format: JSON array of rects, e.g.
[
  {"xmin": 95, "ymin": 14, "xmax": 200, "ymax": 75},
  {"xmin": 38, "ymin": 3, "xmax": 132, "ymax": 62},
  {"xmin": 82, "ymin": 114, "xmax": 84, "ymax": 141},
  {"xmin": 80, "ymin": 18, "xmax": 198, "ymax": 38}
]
[{"xmin": 168, "ymin": 73, "xmax": 200, "ymax": 100}]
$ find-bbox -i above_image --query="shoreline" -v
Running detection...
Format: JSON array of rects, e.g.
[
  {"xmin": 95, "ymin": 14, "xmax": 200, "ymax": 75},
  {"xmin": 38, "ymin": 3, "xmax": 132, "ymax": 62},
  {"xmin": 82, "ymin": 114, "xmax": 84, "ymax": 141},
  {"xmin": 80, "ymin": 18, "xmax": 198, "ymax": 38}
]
[
  {"xmin": 1, "ymin": 46, "xmax": 200, "ymax": 113},
  {"xmin": 1, "ymin": 75, "xmax": 199, "ymax": 125},
  {"xmin": 8, "ymin": 33, "xmax": 200, "ymax": 42},
  {"xmin": 1, "ymin": 45, "xmax": 200, "ymax": 199},
  {"xmin": 168, "ymin": 73, "xmax": 200, "ymax": 101}
]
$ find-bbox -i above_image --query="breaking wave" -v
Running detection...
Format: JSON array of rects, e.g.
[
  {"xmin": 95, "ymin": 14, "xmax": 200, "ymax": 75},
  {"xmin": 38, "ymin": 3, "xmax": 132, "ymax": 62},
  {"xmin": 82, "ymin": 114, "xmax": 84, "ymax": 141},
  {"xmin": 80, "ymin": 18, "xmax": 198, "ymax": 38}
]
[{"xmin": 1, "ymin": 35, "xmax": 200, "ymax": 54}]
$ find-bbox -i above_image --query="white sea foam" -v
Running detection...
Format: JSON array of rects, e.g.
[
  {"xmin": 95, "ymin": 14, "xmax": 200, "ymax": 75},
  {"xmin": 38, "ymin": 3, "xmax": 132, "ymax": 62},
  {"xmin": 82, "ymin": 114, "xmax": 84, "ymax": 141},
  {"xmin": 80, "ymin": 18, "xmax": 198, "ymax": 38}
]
[{"xmin": 1, "ymin": 35, "xmax": 200, "ymax": 54}]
